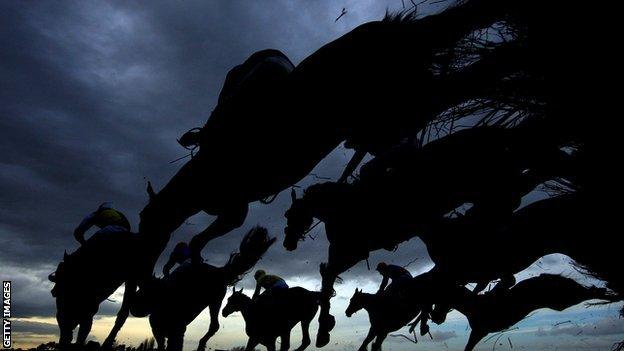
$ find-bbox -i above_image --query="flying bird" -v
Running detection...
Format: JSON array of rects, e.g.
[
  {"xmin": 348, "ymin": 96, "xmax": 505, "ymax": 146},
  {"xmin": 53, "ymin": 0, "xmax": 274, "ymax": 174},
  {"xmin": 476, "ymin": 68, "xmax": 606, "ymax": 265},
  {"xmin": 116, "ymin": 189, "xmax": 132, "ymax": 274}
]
[{"xmin": 335, "ymin": 8, "xmax": 347, "ymax": 22}]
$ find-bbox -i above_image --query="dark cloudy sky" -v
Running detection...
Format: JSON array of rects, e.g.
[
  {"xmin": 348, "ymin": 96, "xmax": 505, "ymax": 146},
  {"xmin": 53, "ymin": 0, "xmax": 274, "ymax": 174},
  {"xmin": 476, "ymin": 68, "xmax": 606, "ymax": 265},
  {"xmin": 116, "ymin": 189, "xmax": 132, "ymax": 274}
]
[{"xmin": 1, "ymin": 1, "xmax": 623, "ymax": 350}]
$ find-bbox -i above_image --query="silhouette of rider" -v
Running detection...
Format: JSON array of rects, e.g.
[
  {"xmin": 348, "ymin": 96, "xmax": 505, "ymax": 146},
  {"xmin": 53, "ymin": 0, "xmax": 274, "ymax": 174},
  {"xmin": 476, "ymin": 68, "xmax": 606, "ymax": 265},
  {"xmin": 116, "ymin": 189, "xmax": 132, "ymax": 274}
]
[
  {"xmin": 252, "ymin": 270, "xmax": 289, "ymax": 300},
  {"xmin": 73, "ymin": 202, "xmax": 130, "ymax": 245},
  {"xmin": 375, "ymin": 262, "xmax": 412, "ymax": 295},
  {"xmin": 163, "ymin": 242, "xmax": 193, "ymax": 277}
]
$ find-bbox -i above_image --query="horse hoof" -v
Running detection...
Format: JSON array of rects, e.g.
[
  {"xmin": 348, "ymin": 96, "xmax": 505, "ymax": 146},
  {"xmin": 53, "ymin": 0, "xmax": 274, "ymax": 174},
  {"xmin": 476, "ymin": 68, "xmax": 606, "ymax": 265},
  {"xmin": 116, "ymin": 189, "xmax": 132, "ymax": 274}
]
[
  {"xmin": 316, "ymin": 314, "xmax": 335, "ymax": 347},
  {"xmin": 316, "ymin": 330, "xmax": 331, "ymax": 348}
]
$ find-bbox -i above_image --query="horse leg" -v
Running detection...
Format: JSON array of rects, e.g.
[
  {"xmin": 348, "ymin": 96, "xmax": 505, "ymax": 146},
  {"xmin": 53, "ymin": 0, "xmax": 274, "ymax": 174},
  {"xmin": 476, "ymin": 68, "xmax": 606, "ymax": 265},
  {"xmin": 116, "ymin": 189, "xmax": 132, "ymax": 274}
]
[
  {"xmin": 464, "ymin": 330, "xmax": 486, "ymax": 351},
  {"xmin": 56, "ymin": 315, "xmax": 74, "ymax": 348},
  {"xmin": 280, "ymin": 331, "xmax": 291, "ymax": 351},
  {"xmin": 316, "ymin": 245, "xmax": 363, "ymax": 347},
  {"xmin": 245, "ymin": 338, "xmax": 260, "ymax": 351},
  {"xmin": 152, "ymin": 327, "xmax": 166, "ymax": 351},
  {"xmin": 166, "ymin": 325, "xmax": 186, "ymax": 351},
  {"xmin": 294, "ymin": 319, "xmax": 312, "ymax": 351},
  {"xmin": 75, "ymin": 317, "xmax": 93, "ymax": 346},
  {"xmin": 198, "ymin": 300, "xmax": 222, "ymax": 351},
  {"xmin": 266, "ymin": 338, "xmax": 277, "ymax": 351},
  {"xmin": 473, "ymin": 280, "xmax": 489, "ymax": 294},
  {"xmin": 102, "ymin": 281, "xmax": 136, "ymax": 348},
  {"xmin": 490, "ymin": 274, "xmax": 516, "ymax": 294},
  {"xmin": 371, "ymin": 332, "xmax": 387, "ymax": 351},
  {"xmin": 189, "ymin": 204, "xmax": 248, "ymax": 262},
  {"xmin": 149, "ymin": 314, "xmax": 166, "ymax": 351},
  {"xmin": 419, "ymin": 305, "xmax": 431, "ymax": 335},
  {"xmin": 358, "ymin": 328, "xmax": 376, "ymax": 351}
]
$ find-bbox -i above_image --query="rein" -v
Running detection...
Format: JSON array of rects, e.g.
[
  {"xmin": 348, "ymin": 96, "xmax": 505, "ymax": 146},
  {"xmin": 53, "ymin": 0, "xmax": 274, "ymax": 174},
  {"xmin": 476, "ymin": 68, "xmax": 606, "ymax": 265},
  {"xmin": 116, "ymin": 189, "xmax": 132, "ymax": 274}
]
[{"xmin": 303, "ymin": 220, "xmax": 322, "ymax": 237}]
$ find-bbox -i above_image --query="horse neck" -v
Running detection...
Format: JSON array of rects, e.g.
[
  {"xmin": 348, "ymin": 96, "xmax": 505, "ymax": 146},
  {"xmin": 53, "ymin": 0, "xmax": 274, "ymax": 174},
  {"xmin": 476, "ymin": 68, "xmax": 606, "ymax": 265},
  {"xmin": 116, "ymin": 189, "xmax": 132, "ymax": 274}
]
[
  {"xmin": 448, "ymin": 288, "xmax": 478, "ymax": 319},
  {"xmin": 236, "ymin": 295, "xmax": 253, "ymax": 320},
  {"xmin": 140, "ymin": 183, "xmax": 203, "ymax": 261},
  {"xmin": 358, "ymin": 293, "xmax": 380, "ymax": 313},
  {"xmin": 306, "ymin": 185, "xmax": 350, "ymax": 220}
]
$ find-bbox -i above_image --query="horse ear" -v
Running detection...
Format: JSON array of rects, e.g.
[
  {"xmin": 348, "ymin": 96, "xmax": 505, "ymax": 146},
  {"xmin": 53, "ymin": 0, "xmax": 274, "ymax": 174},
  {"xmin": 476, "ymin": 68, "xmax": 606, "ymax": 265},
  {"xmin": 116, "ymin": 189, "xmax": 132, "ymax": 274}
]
[
  {"xmin": 63, "ymin": 250, "xmax": 68, "ymax": 260},
  {"xmin": 238, "ymin": 287, "xmax": 244, "ymax": 293},
  {"xmin": 232, "ymin": 286, "xmax": 236, "ymax": 293},
  {"xmin": 147, "ymin": 181, "xmax": 156, "ymax": 201}
]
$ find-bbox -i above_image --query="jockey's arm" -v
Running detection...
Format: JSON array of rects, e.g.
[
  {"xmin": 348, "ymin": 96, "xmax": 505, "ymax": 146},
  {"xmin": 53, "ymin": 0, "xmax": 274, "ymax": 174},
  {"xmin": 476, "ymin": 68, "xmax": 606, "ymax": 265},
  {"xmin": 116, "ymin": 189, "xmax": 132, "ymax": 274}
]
[
  {"xmin": 73, "ymin": 212, "xmax": 96, "ymax": 245},
  {"xmin": 377, "ymin": 276, "xmax": 389, "ymax": 295},
  {"xmin": 252, "ymin": 283, "xmax": 262, "ymax": 300}
]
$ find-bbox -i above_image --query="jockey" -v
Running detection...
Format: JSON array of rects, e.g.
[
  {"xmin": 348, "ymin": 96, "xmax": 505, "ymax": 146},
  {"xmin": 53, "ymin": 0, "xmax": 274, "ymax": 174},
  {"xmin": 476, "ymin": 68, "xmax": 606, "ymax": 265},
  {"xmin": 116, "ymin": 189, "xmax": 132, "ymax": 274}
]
[
  {"xmin": 73, "ymin": 202, "xmax": 131, "ymax": 245},
  {"xmin": 252, "ymin": 270, "xmax": 289, "ymax": 299},
  {"xmin": 376, "ymin": 262, "xmax": 412, "ymax": 295},
  {"xmin": 163, "ymin": 242, "xmax": 193, "ymax": 277}
]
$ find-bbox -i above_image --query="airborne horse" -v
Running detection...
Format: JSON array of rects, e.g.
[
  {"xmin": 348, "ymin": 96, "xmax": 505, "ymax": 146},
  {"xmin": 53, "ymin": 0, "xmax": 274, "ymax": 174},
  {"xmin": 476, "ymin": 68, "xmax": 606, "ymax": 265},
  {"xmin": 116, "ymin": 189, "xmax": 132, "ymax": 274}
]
[
  {"xmin": 421, "ymin": 274, "xmax": 616, "ymax": 351},
  {"xmin": 284, "ymin": 126, "xmax": 572, "ymax": 336}
]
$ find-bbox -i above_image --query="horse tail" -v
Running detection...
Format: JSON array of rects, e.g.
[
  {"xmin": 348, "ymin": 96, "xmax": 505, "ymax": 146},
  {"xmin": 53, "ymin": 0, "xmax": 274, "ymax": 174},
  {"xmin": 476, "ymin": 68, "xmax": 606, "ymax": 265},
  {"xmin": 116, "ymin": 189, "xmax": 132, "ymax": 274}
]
[
  {"xmin": 222, "ymin": 226, "xmax": 276, "ymax": 286},
  {"xmin": 383, "ymin": 0, "xmax": 509, "ymax": 51}
]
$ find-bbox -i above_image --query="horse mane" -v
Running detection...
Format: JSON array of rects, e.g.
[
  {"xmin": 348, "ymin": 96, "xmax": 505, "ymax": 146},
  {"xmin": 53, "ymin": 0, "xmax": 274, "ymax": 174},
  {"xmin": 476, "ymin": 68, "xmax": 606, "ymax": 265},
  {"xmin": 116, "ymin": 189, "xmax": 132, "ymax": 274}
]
[{"xmin": 382, "ymin": 9, "xmax": 419, "ymax": 25}]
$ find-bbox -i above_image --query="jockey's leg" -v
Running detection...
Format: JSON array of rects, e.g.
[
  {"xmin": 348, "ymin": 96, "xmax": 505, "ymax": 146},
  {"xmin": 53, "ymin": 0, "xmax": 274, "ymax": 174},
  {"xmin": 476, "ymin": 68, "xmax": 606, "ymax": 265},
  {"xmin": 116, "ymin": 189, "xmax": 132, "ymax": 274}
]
[{"xmin": 189, "ymin": 204, "xmax": 248, "ymax": 262}]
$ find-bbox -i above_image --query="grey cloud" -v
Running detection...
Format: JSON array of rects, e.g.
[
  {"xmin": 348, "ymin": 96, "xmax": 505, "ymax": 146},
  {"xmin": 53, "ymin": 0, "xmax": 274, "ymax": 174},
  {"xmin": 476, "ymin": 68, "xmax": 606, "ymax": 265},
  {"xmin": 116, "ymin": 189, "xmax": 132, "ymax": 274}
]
[
  {"xmin": 430, "ymin": 330, "xmax": 457, "ymax": 342},
  {"xmin": 13, "ymin": 320, "xmax": 59, "ymax": 336},
  {"xmin": 537, "ymin": 317, "xmax": 624, "ymax": 337}
]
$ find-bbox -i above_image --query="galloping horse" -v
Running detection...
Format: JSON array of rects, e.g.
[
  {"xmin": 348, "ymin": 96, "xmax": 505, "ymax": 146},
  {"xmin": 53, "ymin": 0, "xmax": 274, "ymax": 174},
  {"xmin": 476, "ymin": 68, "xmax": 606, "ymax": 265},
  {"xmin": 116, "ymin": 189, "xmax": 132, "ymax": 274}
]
[
  {"xmin": 131, "ymin": 227, "xmax": 275, "ymax": 351},
  {"xmin": 284, "ymin": 126, "xmax": 572, "ymax": 340},
  {"xmin": 138, "ymin": 0, "xmax": 514, "ymax": 263},
  {"xmin": 345, "ymin": 288, "xmax": 424, "ymax": 351},
  {"xmin": 222, "ymin": 287, "xmax": 320, "ymax": 351},
  {"xmin": 49, "ymin": 231, "xmax": 141, "ymax": 348},
  {"xmin": 138, "ymin": 1, "xmax": 583, "ymax": 345}
]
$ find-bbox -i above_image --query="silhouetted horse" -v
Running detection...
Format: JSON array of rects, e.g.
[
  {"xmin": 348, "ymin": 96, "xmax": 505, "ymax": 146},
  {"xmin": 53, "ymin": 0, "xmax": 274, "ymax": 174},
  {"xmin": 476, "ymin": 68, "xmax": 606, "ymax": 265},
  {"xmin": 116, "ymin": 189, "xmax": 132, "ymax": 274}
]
[
  {"xmin": 222, "ymin": 287, "xmax": 320, "ymax": 351},
  {"xmin": 131, "ymin": 227, "xmax": 275, "ymax": 351},
  {"xmin": 137, "ymin": 0, "xmax": 517, "ymax": 297},
  {"xmin": 345, "ymin": 288, "xmax": 423, "ymax": 351},
  {"xmin": 284, "ymin": 126, "xmax": 571, "ymax": 342},
  {"xmin": 425, "ymin": 274, "xmax": 616, "ymax": 351},
  {"xmin": 139, "ymin": 1, "xmax": 598, "ymax": 345},
  {"xmin": 49, "ymin": 231, "xmax": 141, "ymax": 348}
]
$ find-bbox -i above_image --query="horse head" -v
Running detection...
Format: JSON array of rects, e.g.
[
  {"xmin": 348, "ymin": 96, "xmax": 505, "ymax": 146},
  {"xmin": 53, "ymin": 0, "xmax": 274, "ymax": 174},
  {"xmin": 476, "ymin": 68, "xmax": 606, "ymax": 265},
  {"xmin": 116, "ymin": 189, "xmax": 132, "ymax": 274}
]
[
  {"xmin": 284, "ymin": 182, "xmax": 350, "ymax": 251},
  {"xmin": 222, "ymin": 286, "xmax": 248, "ymax": 317},
  {"xmin": 283, "ymin": 188, "xmax": 315, "ymax": 251},
  {"xmin": 345, "ymin": 288, "xmax": 366, "ymax": 317}
]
